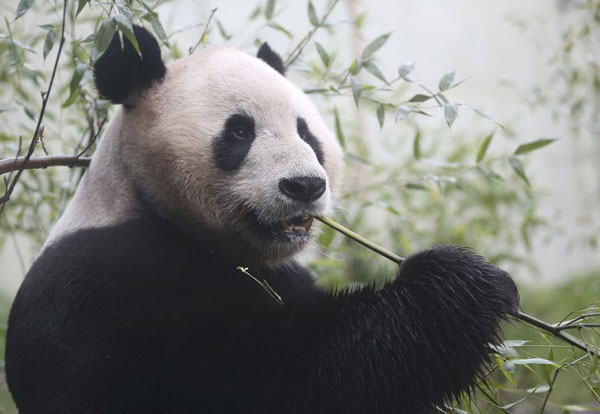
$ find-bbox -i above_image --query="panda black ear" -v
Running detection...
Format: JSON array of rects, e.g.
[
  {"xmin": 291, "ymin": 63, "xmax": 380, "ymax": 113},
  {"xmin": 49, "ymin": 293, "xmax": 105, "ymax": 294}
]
[
  {"xmin": 93, "ymin": 25, "xmax": 166, "ymax": 104},
  {"xmin": 257, "ymin": 42, "xmax": 285, "ymax": 76}
]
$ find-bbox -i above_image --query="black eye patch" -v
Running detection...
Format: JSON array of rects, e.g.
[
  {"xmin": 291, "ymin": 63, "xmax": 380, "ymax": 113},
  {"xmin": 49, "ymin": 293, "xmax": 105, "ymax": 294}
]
[
  {"xmin": 212, "ymin": 114, "xmax": 256, "ymax": 171},
  {"xmin": 297, "ymin": 117, "xmax": 324, "ymax": 165}
]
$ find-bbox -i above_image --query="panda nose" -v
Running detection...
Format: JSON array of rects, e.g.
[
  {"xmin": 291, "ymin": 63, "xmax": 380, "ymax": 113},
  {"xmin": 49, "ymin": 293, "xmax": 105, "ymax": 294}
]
[{"xmin": 279, "ymin": 177, "xmax": 326, "ymax": 203}]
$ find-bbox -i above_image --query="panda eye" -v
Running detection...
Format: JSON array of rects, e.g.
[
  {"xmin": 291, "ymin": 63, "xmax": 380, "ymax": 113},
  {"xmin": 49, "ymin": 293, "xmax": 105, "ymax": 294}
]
[{"xmin": 232, "ymin": 127, "xmax": 251, "ymax": 140}]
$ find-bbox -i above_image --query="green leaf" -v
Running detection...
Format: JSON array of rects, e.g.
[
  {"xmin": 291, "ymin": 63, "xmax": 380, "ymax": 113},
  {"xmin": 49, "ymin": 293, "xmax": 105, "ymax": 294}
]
[
  {"xmin": 476, "ymin": 131, "xmax": 494, "ymax": 163},
  {"xmin": 407, "ymin": 94, "xmax": 430, "ymax": 103},
  {"xmin": 215, "ymin": 20, "xmax": 231, "ymax": 40},
  {"xmin": 514, "ymin": 138, "xmax": 557, "ymax": 155},
  {"xmin": 267, "ymin": 22, "xmax": 292, "ymax": 38},
  {"xmin": 150, "ymin": 15, "xmax": 169, "ymax": 45},
  {"xmin": 76, "ymin": 0, "xmax": 89, "ymax": 16},
  {"xmin": 15, "ymin": 0, "xmax": 35, "ymax": 19},
  {"xmin": 350, "ymin": 76, "xmax": 361, "ymax": 107},
  {"xmin": 444, "ymin": 103, "xmax": 458, "ymax": 127},
  {"xmin": 395, "ymin": 106, "xmax": 410, "ymax": 121},
  {"xmin": 265, "ymin": 0, "xmax": 275, "ymax": 20},
  {"xmin": 308, "ymin": 1, "xmax": 319, "ymax": 26},
  {"xmin": 315, "ymin": 42, "xmax": 330, "ymax": 67},
  {"xmin": 439, "ymin": 70, "xmax": 455, "ymax": 91},
  {"xmin": 361, "ymin": 33, "xmax": 391, "ymax": 60},
  {"xmin": 413, "ymin": 130, "xmax": 421, "ymax": 160},
  {"xmin": 43, "ymin": 27, "xmax": 57, "ymax": 60},
  {"xmin": 23, "ymin": 103, "xmax": 35, "ymax": 120},
  {"xmin": 249, "ymin": 5, "xmax": 261, "ymax": 20},
  {"xmin": 333, "ymin": 108, "xmax": 345, "ymax": 149},
  {"xmin": 405, "ymin": 182, "xmax": 427, "ymax": 191},
  {"xmin": 362, "ymin": 61, "xmax": 387, "ymax": 83},
  {"xmin": 63, "ymin": 63, "xmax": 88, "ymax": 107},
  {"xmin": 91, "ymin": 18, "xmax": 118, "ymax": 61},
  {"xmin": 509, "ymin": 156, "xmax": 530, "ymax": 186},
  {"xmin": 349, "ymin": 59, "xmax": 362, "ymax": 75},
  {"xmin": 504, "ymin": 358, "xmax": 559, "ymax": 371},
  {"xmin": 116, "ymin": 4, "xmax": 132, "ymax": 19},
  {"xmin": 398, "ymin": 61, "xmax": 414, "ymax": 77},
  {"xmin": 114, "ymin": 14, "xmax": 140, "ymax": 56},
  {"xmin": 376, "ymin": 104, "xmax": 385, "ymax": 128}
]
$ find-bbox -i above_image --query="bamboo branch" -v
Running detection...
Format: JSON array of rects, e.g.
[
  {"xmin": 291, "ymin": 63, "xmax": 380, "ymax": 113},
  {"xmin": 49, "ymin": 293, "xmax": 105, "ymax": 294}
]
[
  {"xmin": 0, "ymin": 155, "xmax": 91, "ymax": 176},
  {"xmin": 283, "ymin": 0, "xmax": 341, "ymax": 70},
  {"xmin": 189, "ymin": 7, "xmax": 217, "ymax": 54},
  {"xmin": 316, "ymin": 215, "xmax": 600, "ymax": 357}
]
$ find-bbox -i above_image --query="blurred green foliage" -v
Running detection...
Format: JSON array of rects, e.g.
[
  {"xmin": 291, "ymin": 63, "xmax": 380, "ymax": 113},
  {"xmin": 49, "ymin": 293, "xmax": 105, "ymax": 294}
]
[{"xmin": 0, "ymin": 0, "xmax": 599, "ymax": 412}]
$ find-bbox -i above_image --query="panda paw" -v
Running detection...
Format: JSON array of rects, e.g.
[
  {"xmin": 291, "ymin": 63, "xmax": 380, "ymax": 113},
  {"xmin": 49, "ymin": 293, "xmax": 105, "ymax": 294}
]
[{"xmin": 396, "ymin": 244, "xmax": 519, "ymax": 323}]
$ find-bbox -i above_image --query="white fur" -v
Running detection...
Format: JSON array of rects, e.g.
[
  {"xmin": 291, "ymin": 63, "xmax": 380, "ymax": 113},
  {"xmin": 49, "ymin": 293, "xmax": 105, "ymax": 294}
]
[{"xmin": 45, "ymin": 47, "xmax": 344, "ymax": 263}]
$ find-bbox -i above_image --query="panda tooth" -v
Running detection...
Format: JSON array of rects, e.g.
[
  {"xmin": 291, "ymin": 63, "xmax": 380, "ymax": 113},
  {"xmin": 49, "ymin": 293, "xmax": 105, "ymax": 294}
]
[{"xmin": 300, "ymin": 216, "xmax": 314, "ymax": 232}]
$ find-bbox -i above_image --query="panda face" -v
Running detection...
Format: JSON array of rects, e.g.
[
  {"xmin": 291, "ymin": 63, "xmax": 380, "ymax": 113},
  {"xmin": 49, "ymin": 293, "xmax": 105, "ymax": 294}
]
[{"xmin": 115, "ymin": 46, "xmax": 343, "ymax": 263}]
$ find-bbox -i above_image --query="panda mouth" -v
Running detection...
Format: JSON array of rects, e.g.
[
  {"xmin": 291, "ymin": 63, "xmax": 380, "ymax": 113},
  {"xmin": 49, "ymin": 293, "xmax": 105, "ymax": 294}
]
[
  {"xmin": 251, "ymin": 213, "xmax": 315, "ymax": 240},
  {"xmin": 277, "ymin": 216, "xmax": 314, "ymax": 233}
]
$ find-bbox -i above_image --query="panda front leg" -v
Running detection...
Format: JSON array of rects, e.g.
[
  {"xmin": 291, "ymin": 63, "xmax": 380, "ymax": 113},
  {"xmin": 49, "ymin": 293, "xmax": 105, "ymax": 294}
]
[{"xmin": 271, "ymin": 245, "xmax": 519, "ymax": 414}]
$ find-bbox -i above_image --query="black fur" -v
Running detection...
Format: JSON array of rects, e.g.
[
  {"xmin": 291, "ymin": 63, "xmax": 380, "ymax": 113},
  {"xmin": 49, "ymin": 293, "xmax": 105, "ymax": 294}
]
[
  {"xmin": 6, "ymin": 216, "xmax": 518, "ymax": 413},
  {"xmin": 93, "ymin": 25, "xmax": 166, "ymax": 104},
  {"xmin": 212, "ymin": 113, "xmax": 256, "ymax": 171},
  {"xmin": 297, "ymin": 117, "xmax": 324, "ymax": 165},
  {"xmin": 257, "ymin": 42, "xmax": 286, "ymax": 75}
]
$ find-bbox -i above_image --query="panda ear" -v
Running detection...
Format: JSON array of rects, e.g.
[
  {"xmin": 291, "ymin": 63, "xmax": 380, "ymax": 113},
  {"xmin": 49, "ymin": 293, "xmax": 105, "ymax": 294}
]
[
  {"xmin": 93, "ymin": 25, "xmax": 166, "ymax": 104},
  {"xmin": 257, "ymin": 42, "xmax": 286, "ymax": 76}
]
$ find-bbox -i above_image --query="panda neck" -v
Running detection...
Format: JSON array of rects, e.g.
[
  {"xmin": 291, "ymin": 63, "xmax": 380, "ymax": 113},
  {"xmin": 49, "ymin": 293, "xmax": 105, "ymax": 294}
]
[{"xmin": 44, "ymin": 109, "xmax": 149, "ymax": 248}]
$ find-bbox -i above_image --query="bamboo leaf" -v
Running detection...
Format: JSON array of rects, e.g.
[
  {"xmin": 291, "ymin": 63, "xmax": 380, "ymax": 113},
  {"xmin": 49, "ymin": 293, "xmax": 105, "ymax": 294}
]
[
  {"xmin": 407, "ymin": 94, "xmax": 430, "ymax": 103},
  {"xmin": 514, "ymin": 138, "xmax": 557, "ymax": 155},
  {"xmin": 308, "ymin": 1, "xmax": 319, "ymax": 26},
  {"xmin": 91, "ymin": 18, "xmax": 118, "ymax": 61},
  {"xmin": 265, "ymin": 0, "xmax": 275, "ymax": 20},
  {"xmin": 476, "ymin": 131, "xmax": 494, "ymax": 163},
  {"xmin": 15, "ymin": 0, "xmax": 35, "ymax": 20},
  {"xmin": 398, "ymin": 61, "xmax": 414, "ymax": 77},
  {"xmin": 76, "ymin": 0, "xmax": 89, "ymax": 16},
  {"xmin": 315, "ymin": 42, "xmax": 330, "ymax": 67},
  {"xmin": 350, "ymin": 76, "xmax": 361, "ymax": 107},
  {"xmin": 333, "ymin": 108, "xmax": 345, "ymax": 149},
  {"xmin": 114, "ymin": 14, "xmax": 140, "ymax": 56},
  {"xmin": 509, "ymin": 156, "xmax": 530, "ymax": 186},
  {"xmin": 363, "ymin": 61, "xmax": 387, "ymax": 83},
  {"xmin": 439, "ymin": 70, "xmax": 455, "ymax": 91},
  {"xmin": 361, "ymin": 33, "xmax": 391, "ymax": 60},
  {"xmin": 444, "ymin": 103, "xmax": 458, "ymax": 127},
  {"xmin": 376, "ymin": 103, "xmax": 385, "ymax": 128},
  {"xmin": 413, "ymin": 130, "xmax": 421, "ymax": 160},
  {"xmin": 43, "ymin": 27, "xmax": 57, "ymax": 60}
]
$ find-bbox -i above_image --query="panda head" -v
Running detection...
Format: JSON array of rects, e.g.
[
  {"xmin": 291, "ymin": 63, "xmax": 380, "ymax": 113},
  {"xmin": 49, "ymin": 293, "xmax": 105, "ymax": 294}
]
[{"xmin": 93, "ymin": 26, "xmax": 343, "ymax": 264}]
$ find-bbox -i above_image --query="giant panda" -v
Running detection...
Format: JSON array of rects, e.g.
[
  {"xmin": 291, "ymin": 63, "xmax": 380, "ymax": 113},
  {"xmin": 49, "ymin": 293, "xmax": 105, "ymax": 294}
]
[{"xmin": 6, "ymin": 26, "xmax": 519, "ymax": 414}]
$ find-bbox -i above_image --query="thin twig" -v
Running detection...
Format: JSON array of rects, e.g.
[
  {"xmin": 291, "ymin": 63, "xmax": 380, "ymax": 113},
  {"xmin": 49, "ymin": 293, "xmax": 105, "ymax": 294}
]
[
  {"xmin": 315, "ymin": 216, "xmax": 402, "ymax": 263},
  {"xmin": 316, "ymin": 215, "xmax": 600, "ymax": 358},
  {"xmin": 237, "ymin": 266, "xmax": 283, "ymax": 305},
  {"xmin": 539, "ymin": 369, "xmax": 559, "ymax": 414},
  {"xmin": 283, "ymin": 0, "xmax": 341, "ymax": 70},
  {"xmin": 76, "ymin": 117, "xmax": 106, "ymax": 157},
  {"xmin": 0, "ymin": 0, "xmax": 68, "ymax": 214},
  {"xmin": 189, "ymin": 7, "xmax": 217, "ymax": 54}
]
